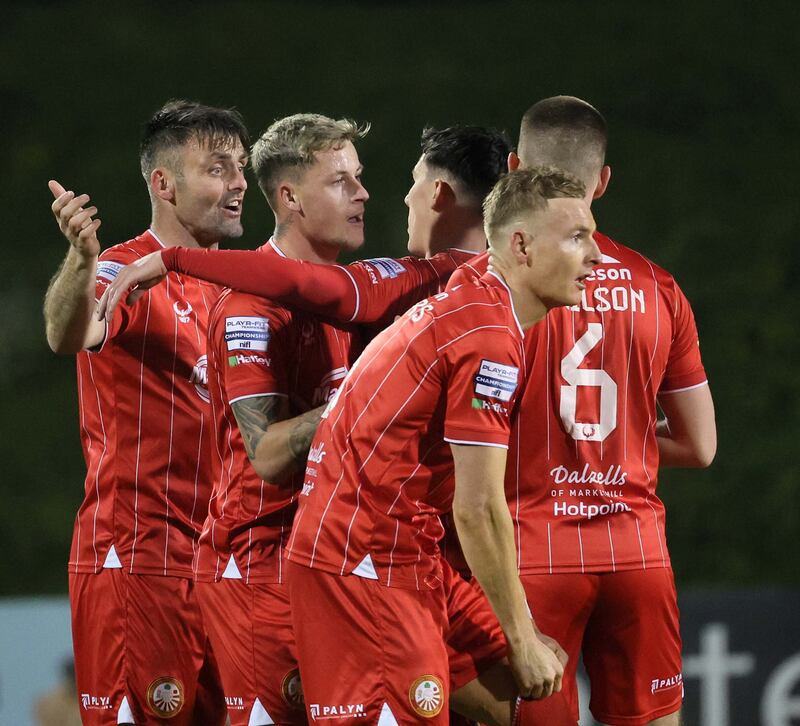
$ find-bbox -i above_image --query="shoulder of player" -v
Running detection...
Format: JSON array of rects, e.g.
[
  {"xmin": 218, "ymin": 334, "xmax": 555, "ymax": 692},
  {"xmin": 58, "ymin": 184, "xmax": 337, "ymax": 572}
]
[
  {"xmin": 595, "ymin": 231, "xmax": 679, "ymax": 286},
  {"xmin": 97, "ymin": 231, "xmax": 158, "ymax": 265},
  {"xmin": 429, "ymin": 281, "xmax": 518, "ymax": 338},
  {"xmin": 212, "ymin": 288, "xmax": 291, "ymax": 321}
]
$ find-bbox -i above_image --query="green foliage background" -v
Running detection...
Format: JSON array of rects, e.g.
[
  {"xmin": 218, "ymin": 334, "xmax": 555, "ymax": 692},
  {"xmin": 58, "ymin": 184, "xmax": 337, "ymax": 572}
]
[{"xmin": 2, "ymin": 1, "xmax": 798, "ymax": 594}]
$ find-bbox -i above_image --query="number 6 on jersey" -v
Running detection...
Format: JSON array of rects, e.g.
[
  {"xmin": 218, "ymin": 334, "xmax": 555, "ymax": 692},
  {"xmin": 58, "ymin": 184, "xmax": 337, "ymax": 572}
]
[{"xmin": 559, "ymin": 322, "xmax": 617, "ymax": 442}]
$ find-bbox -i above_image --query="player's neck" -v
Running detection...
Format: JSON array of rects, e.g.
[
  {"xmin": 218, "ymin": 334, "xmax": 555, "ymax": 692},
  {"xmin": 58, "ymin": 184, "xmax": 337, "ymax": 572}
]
[
  {"xmin": 272, "ymin": 226, "xmax": 340, "ymax": 265},
  {"xmin": 497, "ymin": 273, "xmax": 547, "ymax": 331},
  {"xmin": 427, "ymin": 224, "xmax": 487, "ymax": 257},
  {"xmin": 149, "ymin": 211, "xmax": 219, "ymax": 250},
  {"xmin": 427, "ymin": 211, "xmax": 487, "ymax": 257}
]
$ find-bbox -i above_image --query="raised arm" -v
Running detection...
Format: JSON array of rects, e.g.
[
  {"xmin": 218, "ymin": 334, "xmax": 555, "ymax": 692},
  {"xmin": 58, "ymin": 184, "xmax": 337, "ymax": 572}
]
[
  {"xmin": 98, "ymin": 247, "xmax": 358, "ymax": 323},
  {"xmin": 44, "ymin": 180, "xmax": 106, "ymax": 353},
  {"xmin": 657, "ymin": 383, "xmax": 716, "ymax": 468},
  {"xmin": 451, "ymin": 443, "xmax": 565, "ymax": 700},
  {"xmin": 99, "ymin": 246, "xmax": 472, "ymax": 329},
  {"xmin": 230, "ymin": 395, "xmax": 325, "ymax": 482}
]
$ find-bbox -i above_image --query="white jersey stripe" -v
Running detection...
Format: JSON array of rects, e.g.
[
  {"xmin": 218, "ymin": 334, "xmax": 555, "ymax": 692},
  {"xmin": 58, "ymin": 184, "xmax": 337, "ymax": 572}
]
[{"xmin": 129, "ymin": 292, "xmax": 152, "ymax": 572}]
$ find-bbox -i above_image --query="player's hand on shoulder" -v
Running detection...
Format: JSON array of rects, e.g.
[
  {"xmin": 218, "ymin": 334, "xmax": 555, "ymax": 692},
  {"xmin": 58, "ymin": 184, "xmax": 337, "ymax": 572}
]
[
  {"xmin": 97, "ymin": 250, "xmax": 168, "ymax": 321},
  {"xmin": 48, "ymin": 180, "xmax": 101, "ymax": 259},
  {"xmin": 507, "ymin": 631, "xmax": 565, "ymax": 700}
]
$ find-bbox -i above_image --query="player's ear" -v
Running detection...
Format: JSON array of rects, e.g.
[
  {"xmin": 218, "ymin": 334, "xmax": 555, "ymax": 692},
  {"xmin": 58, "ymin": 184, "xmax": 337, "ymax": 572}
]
[
  {"xmin": 431, "ymin": 179, "xmax": 455, "ymax": 212},
  {"xmin": 510, "ymin": 229, "xmax": 530, "ymax": 266},
  {"xmin": 593, "ymin": 165, "xmax": 611, "ymax": 200},
  {"xmin": 507, "ymin": 152, "xmax": 521, "ymax": 172},
  {"xmin": 278, "ymin": 182, "xmax": 301, "ymax": 213},
  {"xmin": 150, "ymin": 168, "xmax": 175, "ymax": 203}
]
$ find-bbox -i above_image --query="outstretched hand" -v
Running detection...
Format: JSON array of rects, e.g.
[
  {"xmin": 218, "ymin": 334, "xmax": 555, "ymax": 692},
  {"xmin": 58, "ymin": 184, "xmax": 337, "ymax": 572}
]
[
  {"xmin": 49, "ymin": 180, "xmax": 101, "ymax": 258},
  {"xmin": 97, "ymin": 251, "xmax": 168, "ymax": 321}
]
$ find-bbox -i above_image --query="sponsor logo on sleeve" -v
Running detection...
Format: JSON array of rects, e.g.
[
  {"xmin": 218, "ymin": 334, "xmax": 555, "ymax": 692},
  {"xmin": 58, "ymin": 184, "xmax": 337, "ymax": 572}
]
[
  {"xmin": 96, "ymin": 260, "xmax": 124, "ymax": 283},
  {"xmin": 225, "ymin": 316, "xmax": 270, "ymax": 351},
  {"xmin": 473, "ymin": 359, "xmax": 518, "ymax": 402},
  {"xmin": 227, "ymin": 353, "xmax": 269, "ymax": 367},
  {"xmin": 365, "ymin": 257, "xmax": 406, "ymax": 280},
  {"xmin": 146, "ymin": 677, "xmax": 184, "ymax": 718}
]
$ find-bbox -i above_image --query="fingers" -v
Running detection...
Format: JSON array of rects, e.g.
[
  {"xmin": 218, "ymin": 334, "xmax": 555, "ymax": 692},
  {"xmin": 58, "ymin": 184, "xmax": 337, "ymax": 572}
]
[
  {"xmin": 48, "ymin": 179, "xmax": 67, "ymax": 199},
  {"xmin": 96, "ymin": 286, "xmax": 111, "ymax": 321},
  {"xmin": 67, "ymin": 206, "xmax": 99, "ymax": 238},
  {"xmin": 126, "ymin": 288, "xmax": 146, "ymax": 306}
]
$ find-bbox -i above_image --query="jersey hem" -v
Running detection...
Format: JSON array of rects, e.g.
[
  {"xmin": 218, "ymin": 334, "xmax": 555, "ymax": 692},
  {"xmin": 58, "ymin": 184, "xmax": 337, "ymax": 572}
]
[
  {"xmin": 285, "ymin": 551, "xmax": 439, "ymax": 591},
  {"xmin": 68, "ymin": 562, "xmax": 195, "ymax": 578},
  {"xmin": 517, "ymin": 559, "xmax": 673, "ymax": 575}
]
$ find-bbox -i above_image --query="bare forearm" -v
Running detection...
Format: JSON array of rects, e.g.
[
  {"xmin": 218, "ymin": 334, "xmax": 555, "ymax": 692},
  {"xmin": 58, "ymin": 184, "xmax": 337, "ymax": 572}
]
[
  {"xmin": 253, "ymin": 405, "xmax": 325, "ymax": 479},
  {"xmin": 454, "ymin": 498, "xmax": 535, "ymax": 647},
  {"xmin": 232, "ymin": 396, "xmax": 324, "ymax": 482},
  {"xmin": 44, "ymin": 247, "xmax": 101, "ymax": 354}
]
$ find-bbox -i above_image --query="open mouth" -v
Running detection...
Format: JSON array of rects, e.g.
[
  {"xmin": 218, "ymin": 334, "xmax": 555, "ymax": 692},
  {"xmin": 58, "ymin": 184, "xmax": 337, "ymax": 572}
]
[
  {"xmin": 222, "ymin": 199, "xmax": 242, "ymax": 216},
  {"xmin": 575, "ymin": 274, "xmax": 589, "ymax": 290},
  {"xmin": 348, "ymin": 214, "xmax": 364, "ymax": 225}
]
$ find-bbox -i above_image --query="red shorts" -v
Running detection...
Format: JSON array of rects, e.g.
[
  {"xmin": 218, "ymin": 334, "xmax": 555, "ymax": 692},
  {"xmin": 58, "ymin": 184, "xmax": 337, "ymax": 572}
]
[
  {"xmin": 289, "ymin": 558, "xmax": 508, "ymax": 724},
  {"xmin": 69, "ymin": 570, "xmax": 226, "ymax": 725},
  {"xmin": 444, "ymin": 566, "xmax": 507, "ymax": 689},
  {"xmin": 196, "ymin": 579, "xmax": 305, "ymax": 725},
  {"xmin": 521, "ymin": 568, "xmax": 683, "ymax": 726}
]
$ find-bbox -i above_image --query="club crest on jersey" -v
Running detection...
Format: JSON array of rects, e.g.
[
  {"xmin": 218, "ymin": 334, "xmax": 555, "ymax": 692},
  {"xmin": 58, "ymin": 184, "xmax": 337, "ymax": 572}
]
[
  {"xmin": 173, "ymin": 300, "xmax": 193, "ymax": 323},
  {"xmin": 281, "ymin": 668, "xmax": 305, "ymax": 709},
  {"xmin": 225, "ymin": 316, "xmax": 270, "ymax": 352},
  {"xmin": 473, "ymin": 359, "xmax": 518, "ymax": 402},
  {"xmin": 146, "ymin": 677, "xmax": 184, "ymax": 718},
  {"xmin": 409, "ymin": 675, "xmax": 444, "ymax": 717}
]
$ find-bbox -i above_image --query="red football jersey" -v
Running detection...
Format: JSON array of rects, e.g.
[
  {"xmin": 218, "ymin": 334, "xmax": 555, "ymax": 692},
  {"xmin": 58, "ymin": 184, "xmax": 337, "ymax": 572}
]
[
  {"xmin": 286, "ymin": 272, "xmax": 526, "ymax": 591},
  {"xmin": 195, "ymin": 244, "xmax": 363, "ymax": 584},
  {"xmin": 70, "ymin": 230, "xmax": 222, "ymax": 577},
  {"xmin": 447, "ymin": 234, "xmax": 708, "ymax": 573},
  {"xmin": 341, "ymin": 249, "xmax": 481, "ymax": 330}
]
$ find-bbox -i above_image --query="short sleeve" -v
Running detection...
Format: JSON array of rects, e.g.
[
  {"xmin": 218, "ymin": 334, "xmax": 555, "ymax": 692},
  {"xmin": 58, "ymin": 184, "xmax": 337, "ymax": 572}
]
[
  {"xmin": 440, "ymin": 326, "xmax": 522, "ymax": 448},
  {"xmin": 213, "ymin": 296, "xmax": 293, "ymax": 404},
  {"xmin": 92, "ymin": 247, "xmax": 142, "ymax": 347},
  {"xmin": 660, "ymin": 283, "xmax": 708, "ymax": 393},
  {"xmin": 347, "ymin": 251, "xmax": 471, "ymax": 329}
]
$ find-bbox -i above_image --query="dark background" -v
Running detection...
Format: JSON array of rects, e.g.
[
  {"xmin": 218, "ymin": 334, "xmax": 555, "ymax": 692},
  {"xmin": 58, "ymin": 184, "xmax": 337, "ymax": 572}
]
[{"xmin": 2, "ymin": 1, "xmax": 798, "ymax": 595}]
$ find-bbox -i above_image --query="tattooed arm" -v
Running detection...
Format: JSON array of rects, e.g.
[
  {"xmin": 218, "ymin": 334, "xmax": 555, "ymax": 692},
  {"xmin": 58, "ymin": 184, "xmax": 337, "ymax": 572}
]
[{"xmin": 230, "ymin": 395, "xmax": 326, "ymax": 482}]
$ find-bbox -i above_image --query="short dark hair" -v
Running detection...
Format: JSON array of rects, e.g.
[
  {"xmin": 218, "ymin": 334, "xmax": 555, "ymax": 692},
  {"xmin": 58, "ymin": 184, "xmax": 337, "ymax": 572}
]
[
  {"xmin": 420, "ymin": 125, "xmax": 511, "ymax": 204},
  {"xmin": 139, "ymin": 99, "xmax": 250, "ymax": 179},
  {"xmin": 518, "ymin": 96, "xmax": 607, "ymax": 183}
]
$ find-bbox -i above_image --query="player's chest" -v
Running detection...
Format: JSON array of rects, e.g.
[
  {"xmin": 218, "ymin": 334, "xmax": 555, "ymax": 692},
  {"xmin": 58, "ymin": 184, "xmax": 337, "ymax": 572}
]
[{"xmin": 287, "ymin": 320, "xmax": 363, "ymax": 408}]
